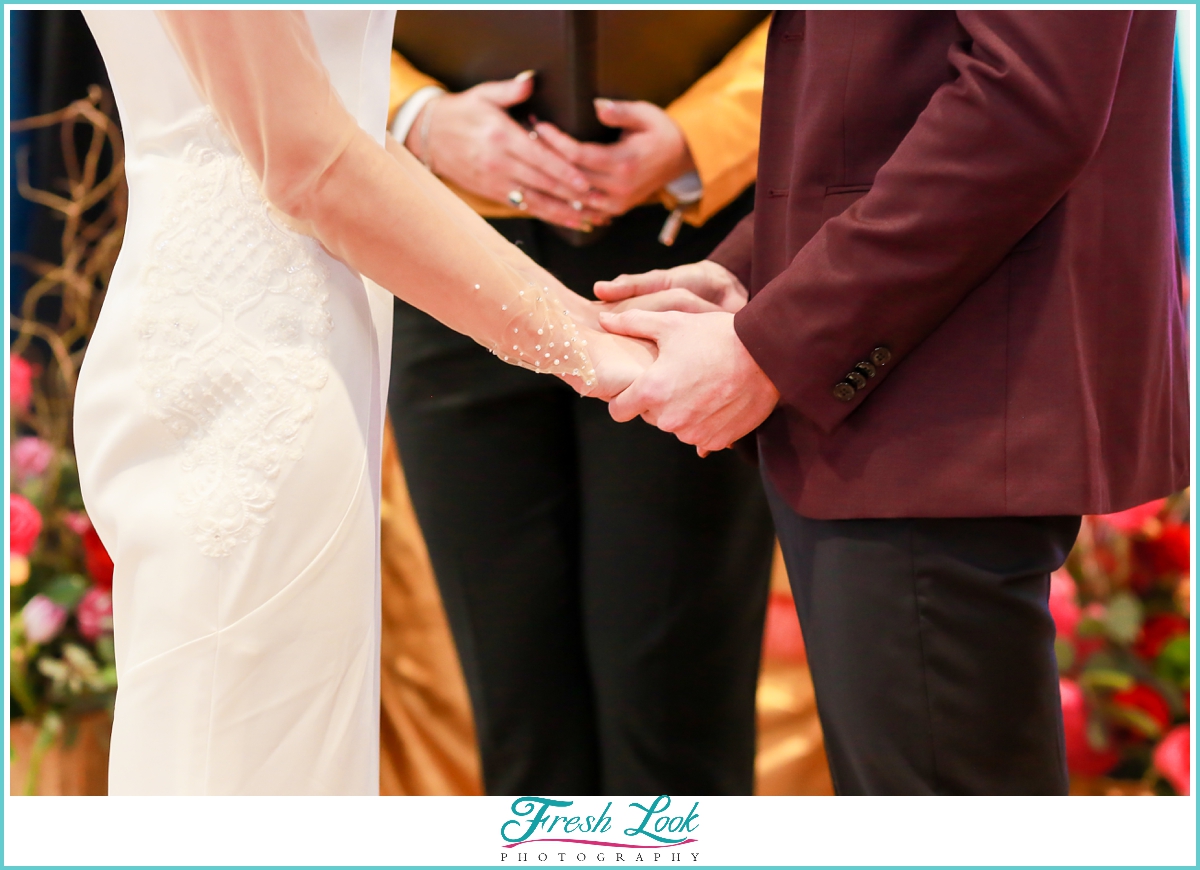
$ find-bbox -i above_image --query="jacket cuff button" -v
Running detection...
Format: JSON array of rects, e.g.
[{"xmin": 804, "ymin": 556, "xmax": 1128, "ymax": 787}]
[
  {"xmin": 854, "ymin": 361, "xmax": 876, "ymax": 378},
  {"xmin": 832, "ymin": 382, "xmax": 857, "ymax": 402},
  {"xmin": 845, "ymin": 371, "xmax": 867, "ymax": 390},
  {"xmin": 870, "ymin": 346, "xmax": 892, "ymax": 367}
]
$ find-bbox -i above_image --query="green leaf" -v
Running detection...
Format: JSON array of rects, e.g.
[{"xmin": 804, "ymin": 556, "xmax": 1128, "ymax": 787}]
[
  {"xmin": 1080, "ymin": 668, "xmax": 1135, "ymax": 692},
  {"xmin": 1054, "ymin": 638, "xmax": 1075, "ymax": 673},
  {"xmin": 1155, "ymin": 635, "xmax": 1190, "ymax": 686},
  {"xmin": 94, "ymin": 634, "xmax": 116, "ymax": 666},
  {"xmin": 1086, "ymin": 717, "xmax": 1111, "ymax": 752},
  {"xmin": 39, "ymin": 573, "xmax": 89, "ymax": 610},
  {"xmin": 1102, "ymin": 593, "xmax": 1144, "ymax": 645},
  {"xmin": 1108, "ymin": 704, "xmax": 1163, "ymax": 740}
]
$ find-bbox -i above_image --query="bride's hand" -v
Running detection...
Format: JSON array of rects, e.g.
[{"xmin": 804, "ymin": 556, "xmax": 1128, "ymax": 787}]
[{"xmin": 560, "ymin": 326, "xmax": 657, "ymax": 401}]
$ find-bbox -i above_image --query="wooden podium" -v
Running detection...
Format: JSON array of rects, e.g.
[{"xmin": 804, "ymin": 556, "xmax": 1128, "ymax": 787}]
[{"xmin": 393, "ymin": 10, "xmax": 769, "ymax": 142}]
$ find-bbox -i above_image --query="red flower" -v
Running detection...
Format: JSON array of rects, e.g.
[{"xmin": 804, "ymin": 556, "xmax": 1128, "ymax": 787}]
[
  {"xmin": 762, "ymin": 592, "xmax": 806, "ymax": 662},
  {"xmin": 1133, "ymin": 613, "xmax": 1190, "ymax": 661},
  {"xmin": 82, "ymin": 526, "xmax": 114, "ymax": 591},
  {"xmin": 1101, "ymin": 499, "xmax": 1167, "ymax": 534},
  {"xmin": 76, "ymin": 587, "xmax": 114, "ymax": 642},
  {"xmin": 9, "ymin": 493, "xmax": 43, "ymax": 556},
  {"xmin": 9, "ymin": 353, "xmax": 33, "ymax": 411},
  {"xmin": 1153, "ymin": 724, "xmax": 1190, "ymax": 795},
  {"xmin": 1143, "ymin": 522, "xmax": 1190, "ymax": 576},
  {"xmin": 1049, "ymin": 570, "xmax": 1081, "ymax": 639},
  {"xmin": 1111, "ymin": 683, "xmax": 1172, "ymax": 736},
  {"xmin": 1060, "ymin": 678, "xmax": 1119, "ymax": 776}
]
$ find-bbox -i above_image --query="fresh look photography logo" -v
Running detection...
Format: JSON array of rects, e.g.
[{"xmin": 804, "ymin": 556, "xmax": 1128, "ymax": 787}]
[{"xmin": 500, "ymin": 795, "xmax": 701, "ymax": 864}]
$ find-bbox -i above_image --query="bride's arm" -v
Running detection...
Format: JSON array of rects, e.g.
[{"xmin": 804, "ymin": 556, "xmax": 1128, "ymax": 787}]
[{"xmin": 157, "ymin": 10, "xmax": 652, "ymax": 398}]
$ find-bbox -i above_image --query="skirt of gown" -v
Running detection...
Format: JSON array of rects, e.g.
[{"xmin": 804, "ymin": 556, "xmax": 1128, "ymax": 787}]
[{"xmin": 74, "ymin": 102, "xmax": 391, "ymax": 794}]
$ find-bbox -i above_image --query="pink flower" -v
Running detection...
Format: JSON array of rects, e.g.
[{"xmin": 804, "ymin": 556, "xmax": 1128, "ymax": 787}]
[
  {"xmin": 1060, "ymin": 677, "xmax": 1120, "ymax": 777},
  {"xmin": 9, "ymin": 353, "xmax": 33, "ymax": 411},
  {"xmin": 1048, "ymin": 569, "xmax": 1081, "ymax": 640},
  {"xmin": 62, "ymin": 511, "xmax": 92, "ymax": 536},
  {"xmin": 76, "ymin": 588, "xmax": 113, "ymax": 642},
  {"xmin": 1154, "ymin": 724, "xmax": 1190, "ymax": 795},
  {"xmin": 11, "ymin": 436, "xmax": 54, "ymax": 483},
  {"xmin": 21, "ymin": 594, "xmax": 67, "ymax": 644},
  {"xmin": 1101, "ymin": 499, "xmax": 1167, "ymax": 534},
  {"xmin": 9, "ymin": 493, "xmax": 43, "ymax": 556}
]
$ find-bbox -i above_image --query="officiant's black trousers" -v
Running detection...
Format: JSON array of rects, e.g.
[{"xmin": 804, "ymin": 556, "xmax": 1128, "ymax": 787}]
[
  {"xmin": 389, "ymin": 195, "xmax": 775, "ymax": 796},
  {"xmin": 765, "ymin": 478, "xmax": 1079, "ymax": 795}
]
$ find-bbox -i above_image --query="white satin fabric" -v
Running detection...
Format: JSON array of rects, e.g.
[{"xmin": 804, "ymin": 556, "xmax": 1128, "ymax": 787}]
[{"xmin": 77, "ymin": 10, "xmax": 396, "ymax": 795}]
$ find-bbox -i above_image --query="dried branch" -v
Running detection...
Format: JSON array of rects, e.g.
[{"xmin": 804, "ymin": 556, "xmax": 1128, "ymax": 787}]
[{"xmin": 11, "ymin": 85, "xmax": 126, "ymax": 471}]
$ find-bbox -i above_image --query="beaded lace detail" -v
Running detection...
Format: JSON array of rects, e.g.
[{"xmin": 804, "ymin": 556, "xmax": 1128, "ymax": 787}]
[
  {"xmin": 483, "ymin": 282, "xmax": 596, "ymax": 388},
  {"xmin": 136, "ymin": 111, "xmax": 332, "ymax": 557}
]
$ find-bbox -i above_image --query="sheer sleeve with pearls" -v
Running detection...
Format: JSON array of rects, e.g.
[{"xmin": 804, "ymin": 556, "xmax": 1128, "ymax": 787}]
[{"xmin": 157, "ymin": 10, "xmax": 596, "ymax": 389}]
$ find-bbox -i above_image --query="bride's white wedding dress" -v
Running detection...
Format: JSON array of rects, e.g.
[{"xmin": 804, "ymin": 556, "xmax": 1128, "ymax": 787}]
[{"xmin": 75, "ymin": 10, "xmax": 606, "ymax": 794}]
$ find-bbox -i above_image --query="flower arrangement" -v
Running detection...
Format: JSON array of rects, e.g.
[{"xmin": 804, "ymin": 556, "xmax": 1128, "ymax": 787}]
[
  {"xmin": 1054, "ymin": 492, "xmax": 1191, "ymax": 795},
  {"xmin": 9, "ymin": 86, "xmax": 125, "ymax": 794}
]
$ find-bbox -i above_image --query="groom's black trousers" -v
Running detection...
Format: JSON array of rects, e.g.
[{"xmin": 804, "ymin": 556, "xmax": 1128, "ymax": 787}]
[
  {"xmin": 389, "ymin": 191, "xmax": 775, "ymax": 796},
  {"xmin": 764, "ymin": 477, "xmax": 1079, "ymax": 795}
]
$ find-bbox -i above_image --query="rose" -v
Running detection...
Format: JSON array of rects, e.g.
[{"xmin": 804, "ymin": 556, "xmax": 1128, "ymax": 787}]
[
  {"xmin": 21, "ymin": 594, "xmax": 67, "ymax": 644},
  {"xmin": 11, "ymin": 436, "xmax": 54, "ymax": 483},
  {"xmin": 76, "ymin": 588, "xmax": 114, "ymax": 642},
  {"xmin": 82, "ymin": 526, "xmax": 114, "ymax": 591},
  {"xmin": 9, "ymin": 353, "xmax": 33, "ymax": 411},
  {"xmin": 1110, "ymin": 683, "xmax": 1172, "ymax": 738},
  {"xmin": 1137, "ymin": 522, "xmax": 1190, "ymax": 577},
  {"xmin": 1153, "ymin": 724, "xmax": 1190, "ymax": 795},
  {"xmin": 9, "ymin": 493, "xmax": 43, "ymax": 556},
  {"xmin": 1060, "ymin": 677, "xmax": 1120, "ymax": 776},
  {"xmin": 1048, "ymin": 569, "xmax": 1081, "ymax": 640},
  {"xmin": 1101, "ymin": 499, "xmax": 1167, "ymax": 534},
  {"xmin": 1133, "ymin": 613, "xmax": 1190, "ymax": 661},
  {"xmin": 62, "ymin": 511, "xmax": 92, "ymax": 536}
]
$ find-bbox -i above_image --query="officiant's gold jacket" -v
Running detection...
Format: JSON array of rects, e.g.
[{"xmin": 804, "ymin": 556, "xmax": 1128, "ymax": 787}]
[{"xmin": 387, "ymin": 17, "xmax": 769, "ymax": 227}]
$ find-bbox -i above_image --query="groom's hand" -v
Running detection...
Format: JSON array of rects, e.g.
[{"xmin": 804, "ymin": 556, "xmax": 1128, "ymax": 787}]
[
  {"xmin": 594, "ymin": 260, "xmax": 749, "ymax": 314},
  {"xmin": 599, "ymin": 309, "xmax": 779, "ymax": 454}
]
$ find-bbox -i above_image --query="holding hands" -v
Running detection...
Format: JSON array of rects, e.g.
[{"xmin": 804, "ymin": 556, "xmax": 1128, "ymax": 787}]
[
  {"xmin": 594, "ymin": 261, "xmax": 779, "ymax": 455},
  {"xmin": 406, "ymin": 74, "xmax": 777, "ymax": 450}
]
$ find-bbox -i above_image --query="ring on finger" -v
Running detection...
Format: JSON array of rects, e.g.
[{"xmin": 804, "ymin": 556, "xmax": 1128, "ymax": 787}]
[{"xmin": 507, "ymin": 188, "xmax": 528, "ymax": 210}]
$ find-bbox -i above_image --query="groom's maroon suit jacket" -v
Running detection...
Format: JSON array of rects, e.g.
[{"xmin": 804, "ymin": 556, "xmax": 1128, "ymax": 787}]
[{"xmin": 711, "ymin": 10, "xmax": 1190, "ymax": 519}]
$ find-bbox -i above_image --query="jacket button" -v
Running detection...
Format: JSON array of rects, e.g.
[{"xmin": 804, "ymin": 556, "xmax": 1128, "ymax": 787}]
[
  {"xmin": 870, "ymin": 346, "xmax": 892, "ymax": 367},
  {"xmin": 832, "ymin": 382, "xmax": 857, "ymax": 402},
  {"xmin": 845, "ymin": 371, "xmax": 867, "ymax": 390},
  {"xmin": 854, "ymin": 361, "xmax": 876, "ymax": 379}
]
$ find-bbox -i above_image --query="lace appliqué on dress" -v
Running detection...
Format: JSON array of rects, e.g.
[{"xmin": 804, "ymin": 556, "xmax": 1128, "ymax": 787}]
[{"xmin": 137, "ymin": 113, "xmax": 332, "ymax": 558}]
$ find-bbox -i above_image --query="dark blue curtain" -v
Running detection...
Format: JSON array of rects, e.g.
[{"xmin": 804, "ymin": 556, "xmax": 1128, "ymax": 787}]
[{"xmin": 8, "ymin": 10, "xmax": 112, "ymax": 317}]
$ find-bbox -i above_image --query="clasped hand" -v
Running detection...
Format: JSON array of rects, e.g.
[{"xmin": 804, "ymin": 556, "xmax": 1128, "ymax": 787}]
[
  {"xmin": 408, "ymin": 71, "xmax": 696, "ymax": 232},
  {"xmin": 592, "ymin": 261, "xmax": 780, "ymax": 456}
]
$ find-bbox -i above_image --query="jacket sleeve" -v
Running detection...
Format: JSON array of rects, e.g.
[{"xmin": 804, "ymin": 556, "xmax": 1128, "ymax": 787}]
[
  {"xmin": 708, "ymin": 211, "xmax": 755, "ymax": 288},
  {"xmin": 158, "ymin": 11, "xmax": 598, "ymax": 389},
  {"xmin": 389, "ymin": 49, "xmax": 444, "ymax": 126},
  {"xmin": 733, "ymin": 11, "xmax": 1134, "ymax": 433},
  {"xmin": 663, "ymin": 16, "xmax": 768, "ymax": 226}
]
